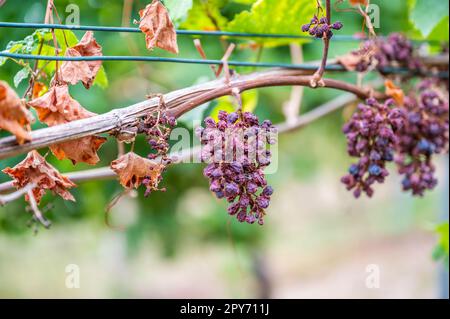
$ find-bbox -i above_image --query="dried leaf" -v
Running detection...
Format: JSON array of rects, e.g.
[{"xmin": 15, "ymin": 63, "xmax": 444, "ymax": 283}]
[
  {"xmin": 28, "ymin": 84, "xmax": 96, "ymax": 126},
  {"xmin": 138, "ymin": 0, "xmax": 179, "ymax": 54},
  {"xmin": 32, "ymin": 81, "xmax": 48, "ymax": 99},
  {"xmin": 60, "ymin": 31, "xmax": 103, "ymax": 89},
  {"xmin": 0, "ymin": 81, "xmax": 35, "ymax": 144},
  {"xmin": 50, "ymin": 136, "xmax": 106, "ymax": 166},
  {"xmin": 111, "ymin": 152, "xmax": 165, "ymax": 189},
  {"xmin": 385, "ymin": 80, "xmax": 405, "ymax": 106},
  {"xmin": 28, "ymin": 84, "xmax": 106, "ymax": 165},
  {"xmin": 336, "ymin": 42, "xmax": 377, "ymax": 72},
  {"xmin": 349, "ymin": 0, "xmax": 368, "ymax": 5},
  {"xmin": 336, "ymin": 52, "xmax": 364, "ymax": 71},
  {"xmin": 2, "ymin": 150, "xmax": 76, "ymax": 204}
]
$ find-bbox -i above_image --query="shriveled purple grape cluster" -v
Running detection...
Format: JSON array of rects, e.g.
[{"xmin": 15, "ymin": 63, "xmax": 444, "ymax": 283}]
[
  {"xmin": 374, "ymin": 33, "xmax": 422, "ymax": 73},
  {"xmin": 197, "ymin": 111, "xmax": 277, "ymax": 225},
  {"xmin": 302, "ymin": 15, "xmax": 343, "ymax": 39},
  {"xmin": 348, "ymin": 33, "xmax": 422, "ymax": 74},
  {"xmin": 341, "ymin": 98, "xmax": 405, "ymax": 198},
  {"xmin": 137, "ymin": 110, "xmax": 177, "ymax": 196},
  {"xmin": 395, "ymin": 80, "xmax": 449, "ymax": 196},
  {"xmin": 138, "ymin": 111, "xmax": 177, "ymax": 161}
]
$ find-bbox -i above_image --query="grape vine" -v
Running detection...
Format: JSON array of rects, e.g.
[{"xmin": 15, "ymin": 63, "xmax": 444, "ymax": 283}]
[{"xmin": 0, "ymin": 0, "xmax": 448, "ymax": 230}]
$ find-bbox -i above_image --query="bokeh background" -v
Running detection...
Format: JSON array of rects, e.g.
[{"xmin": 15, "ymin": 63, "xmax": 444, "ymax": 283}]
[{"xmin": 0, "ymin": 0, "xmax": 448, "ymax": 298}]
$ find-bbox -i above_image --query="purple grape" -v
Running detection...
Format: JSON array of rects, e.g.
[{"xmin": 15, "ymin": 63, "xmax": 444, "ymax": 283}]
[
  {"xmin": 198, "ymin": 111, "xmax": 277, "ymax": 225},
  {"xmin": 331, "ymin": 22, "xmax": 343, "ymax": 30},
  {"xmin": 395, "ymin": 80, "xmax": 449, "ymax": 196},
  {"xmin": 262, "ymin": 186, "xmax": 274, "ymax": 197},
  {"xmin": 302, "ymin": 14, "xmax": 343, "ymax": 39},
  {"xmin": 137, "ymin": 110, "xmax": 175, "ymax": 196},
  {"xmin": 341, "ymin": 98, "xmax": 405, "ymax": 198},
  {"xmin": 344, "ymin": 33, "xmax": 423, "ymax": 76},
  {"xmin": 302, "ymin": 24, "xmax": 311, "ymax": 32}
]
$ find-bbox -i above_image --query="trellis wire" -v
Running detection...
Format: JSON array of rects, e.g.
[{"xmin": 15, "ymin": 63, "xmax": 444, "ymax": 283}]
[
  {"xmin": 0, "ymin": 22, "xmax": 448, "ymax": 78},
  {"xmin": 0, "ymin": 22, "xmax": 442, "ymax": 44},
  {"xmin": 0, "ymin": 22, "xmax": 365, "ymax": 41},
  {"xmin": 0, "ymin": 51, "xmax": 341, "ymax": 70},
  {"xmin": 0, "ymin": 52, "xmax": 448, "ymax": 78}
]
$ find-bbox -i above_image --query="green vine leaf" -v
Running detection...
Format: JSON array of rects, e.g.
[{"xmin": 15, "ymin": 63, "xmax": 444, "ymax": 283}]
[
  {"xmin": 231, "ymin": 0, "xmax": 257, "ymax": 4},
  {"xmin": 210, "ymin": 96, "xmax": 236, "ymax": 121},
  {"xmin": 433, "ymin": 222, "xmax": 449, "ymax": 267},
  {"xmin": 93, "ymin": 66, "xmax": 109, "ymax": 89},
  {"xmin": 0, "ymin": 29, "xmax": 52, "ymax": 67},
  {"xmin": 209, "ymin": 90, "xmax": 259, "ymax": 121},
  {"xmin": 34, "ymin": 44, "xmax": 56, "ymax": 77},
  {"xmin": 54, "ymin": 29, "xmax": 80, "ymax": 53},
  {"xmin": 181, "ymin": 0, "xmax": 229, "ymax": 30},
  {"xmin": 225, "ymin": 0, "xmax": 316, "ymax": 47},
  {"xmin": 163, "ymin": 0, "xmax": 194, "ymax": 27},
  {"xmin": 13, "ymin": 68, "xmax": 31, "ymax": 87},
  {"xmin": 409, "ymin": 0, "xmax": 449, "ymax": 38},
  {"xmin": 426, "ymin": 17, "xmax": 449, "ymax": 42}
]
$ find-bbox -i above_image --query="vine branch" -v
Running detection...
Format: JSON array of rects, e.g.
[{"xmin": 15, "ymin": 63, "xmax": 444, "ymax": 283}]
[
  {"xmin": 0, "ymin": 68, "xmax": 385, "ymax": 160},
  {"xmin": 0, "ymin": 183, "xmax": 36, "ymax": 205},
  {"xmin": 311, "ymin": 0, "xmax": 332, "ymax": 87},
  {"xmin": 0, "ymin": 92, "xmax": 358, "ymax": 195}
]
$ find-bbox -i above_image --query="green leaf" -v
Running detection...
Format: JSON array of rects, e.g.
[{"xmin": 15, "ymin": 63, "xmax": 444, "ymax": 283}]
[
  {"xmin": 0, "ymin": 29, "xmax": 51, "ymax": 68},
  {"xmin": 433, "ymin": 222, "xmax": 449, "ymax": 267},
  {"xmin": 427, "ymin": 17, "xmax": 450, "ymax": 42},
  {"xmin": 241, "ymin": 90, "xmax": 258, "ymax": 113},
  {"xmin": 181, "ymin": 0, "xmax": 229, "ymax": 30},
  {"xmin": 13, "ymin": 68, "xmax": 31, "ymax": 87},
  {"xmin": 210, "ymin": 96, "xmax": 236, "ymax": 121},
  {"xmin": 54, "ymin": 29, "xmax": 79, "ymax": 53},
  {"xmin": 209, "ymin": 90, "xmax": 259, "ymax": 120},
  {"xmin": 409, "ymin": 0, "xmax": 449, "ymax": 38},
  {"xmin": 231, "ymin": 0, "xmax": 256, "ymax": 4},
  {"xmin": 436, "ymin": 222, "xmax": 449, "ymax": 255},
  {"xmin": 33, "ymin": 44, "xmax": 56, "ymax": 77},
  {"xmin": 0, "ymin": 53, "xmax": 7, "ymax": 67},
  {"xmin": 225, "ymin": 0, "xmax": 316, "ymax": 47},
  {"xmin": 163, "ymin": 0, "xmax": 194, "ymax": 26},
  {"xmin": 93, "ymin": 66, "xmax": 109, "ymax": 89}
]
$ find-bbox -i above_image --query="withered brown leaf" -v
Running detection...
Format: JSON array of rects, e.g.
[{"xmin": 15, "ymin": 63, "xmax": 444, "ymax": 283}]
[
  {"xmin": 0, "ymin": 81, "xmax": 35, "ymax": 144},
  {"xmin": 110, "ymin": 152, "xmax": 165, "ymax": 190},
  {"xmin": 385, "ymin": 80, "xmax": 405, "ymax": 106},
  {"xmin": 28, "ymin": 84, "xmax": 106, "ymax": 165},
  {"xmin": 60, "ymin": 31, "xmax": 103, "ymax": 89},
  {"xmin": 50, "ymin": 136, "xmax": 107, "ymax": 166},
  {"xmin": 138, "ymin": 0, "xmax": 179, "ymax": 54},
  {"xmin": 28, "ymin": 84, "xmax": 96, "ymax": 125},
  {"xmin": 2, "ymin": 150, "xmax": 76, "ymax": 204},
  {"xmin": 336, "ymin": 42, "xmax": 377, "ymax": 72},
  {"xmin": 336, "ymin": 52, "xmax": 365, "ymax": 71},
  {"xmin": 349, "ymin": 0, "xmax": 368, "ymax": 5},
  {"xmin": 32, "ymin": 81, "xmax": 47, "ymax": 99}
]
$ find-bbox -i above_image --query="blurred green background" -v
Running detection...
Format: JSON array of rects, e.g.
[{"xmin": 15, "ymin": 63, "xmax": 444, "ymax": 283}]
[{"xmin": 0, "ymin": 0, "xmax": 448, "ymax": 298}]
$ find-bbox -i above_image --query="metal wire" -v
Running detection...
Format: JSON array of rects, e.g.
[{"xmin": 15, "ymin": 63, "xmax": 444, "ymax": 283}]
[
  {"xmin": 1, "ymin": 52, "xmax": 447, "ymax": 78},
  {"xmin": 0, "ymin": 22, "xmax": 444, "ymax": 45},
  {"xmin": 0, "ymin": 21, "xmax": 364, "ymax": 41},
  {"xmin": 0, "ymin": 21, "xmax": 448, "ymax": 78},
  {"xmin": 0, "ymin": 51, "xmax": 343, "ymax": 70}
]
